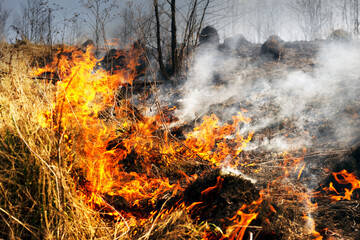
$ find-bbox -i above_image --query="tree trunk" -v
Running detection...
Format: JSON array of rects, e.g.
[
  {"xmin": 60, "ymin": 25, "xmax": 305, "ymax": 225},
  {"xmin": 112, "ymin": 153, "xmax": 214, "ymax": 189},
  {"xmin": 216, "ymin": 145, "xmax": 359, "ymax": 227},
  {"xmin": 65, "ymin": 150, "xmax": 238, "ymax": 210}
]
[
  {"xmin": 154, "ymin": 0, "xmax": 169, "ymax": 80},
  {"xmin": 47, "ymin": 9, "xmax": 52, "ymax": 46},
  {"xmin": 194, "ymin": 0, "xmax": 210, "ymax": 45},
  {"xmin": 170, "ymin": 0, "xmax": 177, "ymax": 75},
  {"xmin": 355, "ymin": 0, "xmax": 359, "ymax": 36}
]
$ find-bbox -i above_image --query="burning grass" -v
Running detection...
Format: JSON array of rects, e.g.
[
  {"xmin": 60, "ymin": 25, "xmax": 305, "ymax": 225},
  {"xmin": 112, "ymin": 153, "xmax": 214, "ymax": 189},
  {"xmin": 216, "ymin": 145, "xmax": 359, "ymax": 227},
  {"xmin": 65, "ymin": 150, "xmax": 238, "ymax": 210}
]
[
  {"xmin": 0, "ymin": 43, "xmax": 213, "ymax": 239},
  {"xmin": 0, "ymin": 42, "xmax": 359, "ymax": 239},
  {"xmin": 0, "ymin": 62, "xmax": 112, "ymax": 238}
]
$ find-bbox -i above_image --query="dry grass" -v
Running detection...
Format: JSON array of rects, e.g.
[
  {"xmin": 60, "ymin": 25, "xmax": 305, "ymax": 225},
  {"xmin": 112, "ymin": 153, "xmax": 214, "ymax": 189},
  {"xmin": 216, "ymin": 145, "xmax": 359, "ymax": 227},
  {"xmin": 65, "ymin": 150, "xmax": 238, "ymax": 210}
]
[
  {"xmin": 0, "ymin": 42, "xmax": 118, "ymax": 239},
  {"xmin": 0, "ymin": 42, "xmax": 203, "ymax": 240}
]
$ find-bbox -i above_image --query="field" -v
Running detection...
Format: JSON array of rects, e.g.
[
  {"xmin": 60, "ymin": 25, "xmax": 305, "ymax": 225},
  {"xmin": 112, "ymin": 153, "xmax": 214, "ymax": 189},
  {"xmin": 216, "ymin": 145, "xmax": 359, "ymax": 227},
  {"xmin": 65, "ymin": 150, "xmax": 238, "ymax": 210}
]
[{"xmin": 0, "ymin": 38, "xmax": 360, "ymax": 240}]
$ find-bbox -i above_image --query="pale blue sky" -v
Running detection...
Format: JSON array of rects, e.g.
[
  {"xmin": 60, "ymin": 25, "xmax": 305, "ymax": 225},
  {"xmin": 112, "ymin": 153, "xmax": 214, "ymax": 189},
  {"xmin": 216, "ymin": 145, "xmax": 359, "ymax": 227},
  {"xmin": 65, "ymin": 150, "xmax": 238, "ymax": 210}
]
[
  {"xmin": 4, "ymin": 0, "xmax": 82, "ymax": 14},
  {"xmin": 2, "ymin": 0, "xmax": 148, "ymax": 43}
]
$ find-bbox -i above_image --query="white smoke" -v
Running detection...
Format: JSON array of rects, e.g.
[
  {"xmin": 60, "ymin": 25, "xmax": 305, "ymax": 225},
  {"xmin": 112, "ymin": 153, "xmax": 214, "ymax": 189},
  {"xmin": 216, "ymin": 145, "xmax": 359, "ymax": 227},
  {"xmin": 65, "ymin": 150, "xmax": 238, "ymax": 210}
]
[
  {"xmin": 174, "ymin": 39, "xmax": 360, "ymax": 152},
  {"xmin": 176, "ymin": 46, "xmax": 241, "ymax": 122}
]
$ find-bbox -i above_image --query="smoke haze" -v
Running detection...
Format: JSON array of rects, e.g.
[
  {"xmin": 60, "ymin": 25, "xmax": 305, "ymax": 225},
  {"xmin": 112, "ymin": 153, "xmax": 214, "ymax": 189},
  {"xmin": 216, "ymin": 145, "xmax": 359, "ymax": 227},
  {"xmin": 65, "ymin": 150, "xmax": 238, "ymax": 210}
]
[{"xmin": 172, "ymin": 40, "xmax": 360, "ymax": 152}]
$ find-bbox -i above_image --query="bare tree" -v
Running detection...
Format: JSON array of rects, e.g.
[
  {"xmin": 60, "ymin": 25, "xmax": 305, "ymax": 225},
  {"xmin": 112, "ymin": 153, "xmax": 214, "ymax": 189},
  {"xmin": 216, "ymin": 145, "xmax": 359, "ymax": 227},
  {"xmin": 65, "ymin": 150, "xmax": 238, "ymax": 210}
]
[
  {"xmin": 154, "ymin": 0, "xmax": 169, "ymax": 79},
  {"xmin": 343, "ymin": 0, "xmax": 360, "ymax": 36},
  {"xmin": 288, "ymin": 0, "xmax": 332, "ymax": 40},
  {"xmin": 0, "ymin": 0, "xmax": 10, "ymax": 40},
  {"xmin": 354, "ymin": 0, "xmax": 359, "ymax": 35},
  {"xmin": 81, "ymin": 0, "xmax": 118, "ymax": 48},
  {"xmin": 170, "ymin": 0, "xmax": 178, "ymax": 74},
  {"xmin": 41, "ymin": 1, "xmax": 63, "ymax": 46},
  {"xmin": 263, "ymin": 0, "xmax": 284, "ymax": 38},
  {"xmin": 152, "ymin": 0, "xmax": 211, "ymax": 78},
  {"xmin": 253, "ymin": 0, "xmax": 264, "ymax": 42},
  {"xmin": 11, "ymin": 0, "xmax": 62, "ymax": 44},
  {"xmin": 68, "ymin": 13, "xmax": 85, "ymax": 45},
  {"xmin": 12, "ymin": 0, "xmax": 47, "ymax": 43},
  {"xmin": 112, "ymin": 2, "xmax": 137, "ymax": 47}
]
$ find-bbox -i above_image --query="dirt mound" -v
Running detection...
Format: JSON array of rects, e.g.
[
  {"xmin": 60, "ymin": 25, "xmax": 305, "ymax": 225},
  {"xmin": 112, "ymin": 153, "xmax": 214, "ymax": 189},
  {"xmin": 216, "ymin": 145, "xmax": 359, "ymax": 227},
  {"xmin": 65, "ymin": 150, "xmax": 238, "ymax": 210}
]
[
  {"xmin": 327, "ymin": 29, "xmax": 352, "ymax": 41},
  {"xmin": 199, "ymin": 26, "xmax": 220, "ymax": 46},
  {"xmin": 261, "ymin": 35, "xmax": 286, "ymax": 59}
]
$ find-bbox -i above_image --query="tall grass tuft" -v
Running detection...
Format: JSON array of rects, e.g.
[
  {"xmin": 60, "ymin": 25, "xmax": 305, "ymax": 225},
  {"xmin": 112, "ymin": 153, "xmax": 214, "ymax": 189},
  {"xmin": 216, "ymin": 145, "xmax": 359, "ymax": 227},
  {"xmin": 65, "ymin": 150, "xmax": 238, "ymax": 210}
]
[
  {"xmin": 0, "ymin": 43, "xmax": 113, "ymax": 239},
  {"xmin": 0, "ymin": 42, "xmax": 203, "ymax": 240}
]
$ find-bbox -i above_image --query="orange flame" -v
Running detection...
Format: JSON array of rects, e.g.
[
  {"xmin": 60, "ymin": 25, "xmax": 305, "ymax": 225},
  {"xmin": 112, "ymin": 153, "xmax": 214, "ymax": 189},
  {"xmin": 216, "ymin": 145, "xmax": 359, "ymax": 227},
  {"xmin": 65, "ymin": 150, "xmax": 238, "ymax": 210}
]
[
  {"xmin": 184, "ymin": 114, "xmax": 253, "ymax": 166},
  {"xmin": 35, "ymin": 46, "xmax": 179, "ymax": 219},
  {"xmin": 223, "ymin": 191, "xmax": 264, "ymax": 240},
  {"xmin": 303, "ymin": 215, "xmax": 323, "ymax": 240},
  {"xmin": 36, "ymin": 44, "xmax": 332, "ymax": 240},
  {"xmin": 35, "ymin": 45, "xmax": 254, "ymax": 222},
  {"xmin": 323, "ymin": 170, "xmax": 360, "ymax": 201}
]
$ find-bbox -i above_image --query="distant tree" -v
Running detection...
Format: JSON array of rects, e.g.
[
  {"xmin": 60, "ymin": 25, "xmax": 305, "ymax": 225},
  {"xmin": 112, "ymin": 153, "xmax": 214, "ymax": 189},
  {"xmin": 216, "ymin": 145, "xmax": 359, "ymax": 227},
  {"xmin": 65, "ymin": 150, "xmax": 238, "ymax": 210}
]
[
  {"xmin": 352, "ymin": 0, "xmax": 359, "ymax": 36},
  {"xmin": 179, "ymin": 0, "xmax": 210, "ymax": 64},
  {"xmin": 342, "ymin": 0, "xmax": 359, "ymax": 36},
  {"xmin": 342, "ymin": 0, "xmax": 360, "ymax": 36},
  {"xmin": 152, "ymin": 0, "xmax": 211, "ymax": 78},
  {"xmin": 153, "ymin": 0, "xmax": 168, "ymax": 78},
  {"xmin": 263, "ymin": 0, "xmax": 284, "ymax": 39},
  {"xmin": 0, "ymin": 0, "xmax": 10, "ymax": 40},
  {"xmin": 68, "ymin": 13, "xmax": 85, "ymax": 45},
  {"xmin": 225, "ymin": 0, "xmax": 284, "ymax": 43},
  {"xmin": 12, "ymin": 0, "xmax": 46, "ymax": 42},
  {"xmin": 11, "ymin": 0, "xmax": 61, "ymax": 44},
  {"xmin": 288, "ymin": 0, "xmax": 333, "ymax": 40},
  {"xmin": 81, "ymin": 0, "xmax": 118, "ymax": 48},
  {"xmin": 40, "ymin": 1, "xmax": 62, "ymax": 46},
  {"xmin": 170, "ymin": 0, "xmax": 177, "ymax": 74},
  {"xmin": 253, "ymin": 0, "xmax": 264, "ymax": 42},
  {"xmin": 112, "ymin": 2, "xmax": 136, "ymax": 47}
]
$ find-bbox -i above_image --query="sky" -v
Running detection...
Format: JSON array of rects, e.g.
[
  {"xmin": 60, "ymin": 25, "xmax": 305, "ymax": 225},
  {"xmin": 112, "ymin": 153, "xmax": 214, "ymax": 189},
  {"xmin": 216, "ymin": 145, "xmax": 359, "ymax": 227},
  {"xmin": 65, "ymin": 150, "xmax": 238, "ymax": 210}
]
[
  {"xmin": 2, "ymin": 0, "xmax": 143, "ymax": 43},
  {"xmin": 2, "ymin": 0, "xmax": 203, "ymax": 44},
  {"xmin": 3, "ymin": 0, "xmax": 149, "ymax": 16},
  {"xmin": 3, "ymin": 0, "xmax": 354, "ymax": 44},
  {"xmin": 4, "ymin": 0, "xmax": 82, "ymax": 14}
]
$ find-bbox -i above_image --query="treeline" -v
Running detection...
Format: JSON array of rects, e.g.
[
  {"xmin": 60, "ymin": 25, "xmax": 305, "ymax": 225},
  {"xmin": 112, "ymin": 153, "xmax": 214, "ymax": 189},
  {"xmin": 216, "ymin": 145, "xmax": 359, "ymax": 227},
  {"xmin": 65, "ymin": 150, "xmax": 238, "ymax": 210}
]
[
  {"xmin": 1, "ymin": 0, "xmax": 359, "ymax": 44},
  {"xmin": 0, "ymin": 0, "xmax": 359, "ymax": 77},
  {"xmin": 223, "ymin": 0, "xmax": 359, "ymax": 42}
]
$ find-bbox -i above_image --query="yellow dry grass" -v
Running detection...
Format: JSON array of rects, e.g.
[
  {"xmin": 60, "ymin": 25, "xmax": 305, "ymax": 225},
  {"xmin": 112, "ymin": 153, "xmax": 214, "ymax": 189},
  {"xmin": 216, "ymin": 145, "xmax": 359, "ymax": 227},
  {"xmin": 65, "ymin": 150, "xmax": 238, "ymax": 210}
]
[
  {"xmin": 0, "ymin": 42, "xmax": 202, "ymax": 240},
  {"xmin": 0, "ymin": 42, "xmax": 119, "ymax": 239}
]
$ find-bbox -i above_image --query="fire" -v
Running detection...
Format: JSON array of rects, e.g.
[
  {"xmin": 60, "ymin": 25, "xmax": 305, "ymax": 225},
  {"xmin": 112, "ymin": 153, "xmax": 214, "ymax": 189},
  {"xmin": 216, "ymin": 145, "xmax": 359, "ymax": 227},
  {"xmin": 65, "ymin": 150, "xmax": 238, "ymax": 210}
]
[
  {"xmin": 35, "ymin": 45, "xmax": 253, "ymax": 223},
  {"xmin": 184, "ymin": 114, "xmax": 253, "ymax": 166},
  {"xmin": 280, "ymin": 148, "xmax": 306, "ymax": 179},
  {"xmin": 186, "ymin": 176, "xmax": 224, "ymax": 214},
  {"xmin": 303, "ymin": 215, "xmax": 323, "ymax": 240},
  {"xmin": 224, "ymin": 193, "xmax": 263, "ymax": 240},
  {"xmin": 35, "ymin": 45, "xmax": 180, "ymax": 219},
  {"xmin": 35, "ymin": 44, "xmax": 352, "ymax": 239},
  {"xmin": 323, "ymin": 170, "xmax": 360, "ymax": 201}
]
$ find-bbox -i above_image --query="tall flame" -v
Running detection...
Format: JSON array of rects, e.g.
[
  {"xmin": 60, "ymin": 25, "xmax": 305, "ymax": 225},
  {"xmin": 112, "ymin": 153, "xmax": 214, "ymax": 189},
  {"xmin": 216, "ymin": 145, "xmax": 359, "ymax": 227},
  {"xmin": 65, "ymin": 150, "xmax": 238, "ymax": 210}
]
[
  {"xmin": 35, "ymin": 44, "xmax": 343, "ymax": 240},
  {"xmin": 35, "ymin": 46, "xmax": 180, "ymax": 219},
  {"xmin": 35, "ymin": 45, "xmax": 253, "ymax": 222}
]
